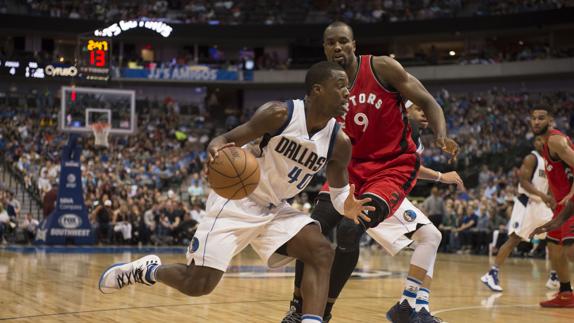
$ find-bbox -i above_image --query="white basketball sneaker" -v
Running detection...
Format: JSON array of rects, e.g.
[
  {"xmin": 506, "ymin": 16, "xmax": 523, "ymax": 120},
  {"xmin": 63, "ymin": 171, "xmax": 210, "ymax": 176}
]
[
  {"xmin": 98, "ymin": 255, "xmax": 161, "ymax": 294},
  {"xmin": 546, "ymin": 271, "xmax": 560, "ymax": 290},
  {"xmin": 481, "ymin": 269, "xmax": 503, "ymax": 292}
]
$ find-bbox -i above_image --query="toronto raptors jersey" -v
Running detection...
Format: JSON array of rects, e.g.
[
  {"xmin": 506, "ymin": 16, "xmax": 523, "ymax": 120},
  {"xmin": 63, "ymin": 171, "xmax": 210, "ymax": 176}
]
[
  {"xmin": 542, "ymin": 129, "xmax": 574, "ymax": 201},
  {"xmin": 517, "ymin": 150, "xmax": 549, "ymax": 198},
  {"xmin": 251, "ymin": 99, "xmax": 339, "ymax": 206},
  {"xmin": 338, "ymin": 55, "xmax": 417, "ymax": 161}
]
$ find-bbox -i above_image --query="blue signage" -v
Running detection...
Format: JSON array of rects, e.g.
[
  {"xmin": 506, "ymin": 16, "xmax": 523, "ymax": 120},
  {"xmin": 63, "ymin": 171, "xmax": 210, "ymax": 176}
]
[
  {"xmin": 35, "ymin": 135, "xmax": 95, "ymax": 245},
  {"xmin": 118, "ymin": 65, "xmax": 246, "ymax": 81}
]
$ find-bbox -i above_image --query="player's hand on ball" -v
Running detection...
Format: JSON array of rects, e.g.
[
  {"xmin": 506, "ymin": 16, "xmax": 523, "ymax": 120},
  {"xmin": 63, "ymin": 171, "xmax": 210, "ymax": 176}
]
[
  {"xmin": 441, "ymin": 171, "xmax": 465, "ymax": 191},
  {"xmin": 343, "ymin": 184, "xmax": 376, "ymax": 225},
  {"xmin": 205, "ymin": 142, "xmax": 236, "ymax": 175},
  {"xmin": 436, "ymin": 136, "xmax": 459, "ymax": 164}
]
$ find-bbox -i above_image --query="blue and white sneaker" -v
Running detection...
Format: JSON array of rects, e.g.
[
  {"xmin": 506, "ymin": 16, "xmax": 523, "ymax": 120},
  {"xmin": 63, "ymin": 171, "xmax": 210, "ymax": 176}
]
[
  {"xmin": 546, "ymin": 271, "xmax": 560, "ymax": 290},
  {"xmin": 480, "ymin": 269, "xmax": 503, "ymax": 292},
  {"xmin": 98, "ymin": 255, "xmax": 161, "ymax": 294},
  {"xmin": 386, "ymin": 300, "xmax": 414, "ymax": 323}
]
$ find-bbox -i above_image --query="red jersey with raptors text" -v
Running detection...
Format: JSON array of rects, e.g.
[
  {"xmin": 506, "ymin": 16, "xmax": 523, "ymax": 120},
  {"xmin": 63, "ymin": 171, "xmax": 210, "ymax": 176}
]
[
  {"xmin": 338, "ymin": 55, "xmax": 417, "ymax": 161},
  {"xmin": 542, "ymin": 129, "xmax": 574, "ymax": 201}
]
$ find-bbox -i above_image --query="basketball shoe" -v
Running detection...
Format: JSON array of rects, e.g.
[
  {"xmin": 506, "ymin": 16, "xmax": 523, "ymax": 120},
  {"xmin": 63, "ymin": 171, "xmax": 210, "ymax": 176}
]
[
  {"xmin": 480, "ymin": 269, "xmax": 503, "ymax": 292},
  {"xmin": 386, "ymin": 300, "xmax": 415, "ymax": 323},
  {"xmin": 411, "ymin": 308, "xmax": 445, "ymax": 323},
  {"xmin": 545, "ymin": 271, "xmax": 560, "ymax": 289},
  {"xmin": 540, "ymin": 291, "xmax": 574, "ymax": 308},
  {"xmin": 98, "ymin": 255, "xmax": 161, "ymax": 294}
]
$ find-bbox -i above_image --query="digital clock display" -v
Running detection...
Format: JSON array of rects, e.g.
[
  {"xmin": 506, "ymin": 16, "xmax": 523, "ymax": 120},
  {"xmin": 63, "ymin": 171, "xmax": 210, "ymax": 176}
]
[{"xmin": 78, "ymin": 37, "xmax": 111, "ymax": 81}]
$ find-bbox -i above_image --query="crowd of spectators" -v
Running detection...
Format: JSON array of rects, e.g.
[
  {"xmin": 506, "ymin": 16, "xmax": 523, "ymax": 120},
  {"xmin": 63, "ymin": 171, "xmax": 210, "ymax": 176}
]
[
  {"xmin": 0, "ymin": 87, "xmax": 573, "ymax": 254},
  {"xmin": 3, "ymin": 0, "xmax": 570, "ymax": 24}
]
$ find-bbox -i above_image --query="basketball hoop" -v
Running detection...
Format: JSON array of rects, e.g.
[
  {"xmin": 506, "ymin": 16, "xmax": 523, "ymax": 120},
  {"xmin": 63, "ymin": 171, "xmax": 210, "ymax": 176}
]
[{"xmin": 90, "ymin": 122, "xmax": 110, "ymax": 148}]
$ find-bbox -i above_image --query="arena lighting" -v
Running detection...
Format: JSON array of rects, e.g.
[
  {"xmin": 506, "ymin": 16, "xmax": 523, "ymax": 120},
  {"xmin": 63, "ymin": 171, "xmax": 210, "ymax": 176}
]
[
  {"xmin": 449, "ymin": 50, "xmax": 456, "ymax": 56},
  {"xmin": 389, "ymin": 53, "xmax": 396, "ymax": 58},
  {"xmin": 94, "ymin": 20, "xmax": 173, "ymax": 38}
]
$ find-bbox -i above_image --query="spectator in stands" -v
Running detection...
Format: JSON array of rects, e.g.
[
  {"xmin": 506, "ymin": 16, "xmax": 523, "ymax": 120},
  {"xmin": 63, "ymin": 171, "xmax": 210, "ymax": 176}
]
[
  {"xmin": 439, "ymin": 199, "xmax": 458, "ymax": 252},
  {"xmin": 422, "ymin": 186, "xmax": 446, "ymax": 228},
  {"xmin": 454, "ymin": 202, "xmax": 479, "ymax": 253},
  {"xmin": 42, "ymin": 181, "xmax": 58, "ymax": 218},
  {"xmin": 91, "ymin": 199, "xmax": 114, "ymax": 244}
]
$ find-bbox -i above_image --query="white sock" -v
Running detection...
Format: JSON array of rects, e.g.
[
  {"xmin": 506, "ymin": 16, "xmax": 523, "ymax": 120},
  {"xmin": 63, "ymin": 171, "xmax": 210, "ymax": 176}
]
[
  {"xmin": 415, "ymin": 287, "xmax": 430, "ymax": 312},
  {"xmin": 400, "ymin": 276, "xmax": 421, "ymax": 308},
  {"xmin": 301, "ymin": 314, "xmax": 322, "ymax": 323}
]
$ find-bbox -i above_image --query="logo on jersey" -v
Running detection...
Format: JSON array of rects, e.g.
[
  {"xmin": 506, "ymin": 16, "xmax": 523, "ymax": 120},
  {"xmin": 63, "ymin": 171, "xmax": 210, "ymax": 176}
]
[
  {"xmin": 348, "ymin": 92, "xmax": 384, "ymax": 110},
  {"xmin": 547, "ymin": 164, "xmax": 553, "ymax": 172},
  {"xmin": 274, "ymin": 137, "xmax": 327, "ymax": 172},
  {"xmin": 188, "ymin": 237, "xmax": 200, "ymax": 253},
  {"xmin": 403, "ymin": 209, "xmax": 417, "ymax": 222},
  {"xmin": 538, "ymin": 169, "xmax": 547, "ymax": 178}
]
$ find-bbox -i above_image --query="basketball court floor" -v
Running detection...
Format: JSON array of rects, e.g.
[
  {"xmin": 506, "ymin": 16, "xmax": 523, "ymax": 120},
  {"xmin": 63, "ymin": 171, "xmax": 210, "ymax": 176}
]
[{"xmin": 1, "ymin": 247, "xmax": 572, "ymax": 322}]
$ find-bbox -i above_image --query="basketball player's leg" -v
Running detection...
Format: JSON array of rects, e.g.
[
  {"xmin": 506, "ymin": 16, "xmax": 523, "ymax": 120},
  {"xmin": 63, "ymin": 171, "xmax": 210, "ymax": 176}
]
[
  {"xmin": 99, "ymin": 194, "xmax": 262, "ymax": 297},
  {"xmin": 252, "ymin": 207, "xmax": 334, "ymax": 322},
  {"xmin": 284, "ymin": 194, "xmax": 365, "ymax": 322},
  {"xmin": 480, "ymin": 233, "xmax": 521, "ymax": 292}
]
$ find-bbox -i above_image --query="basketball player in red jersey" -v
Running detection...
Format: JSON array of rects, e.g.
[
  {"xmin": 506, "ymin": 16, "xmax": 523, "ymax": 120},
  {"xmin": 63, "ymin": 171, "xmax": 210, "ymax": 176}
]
[
  {"xmin": 282, "ymin": 21, "xmax": 458, "ymax": 323},
  {"xmin": 528, "ymin": 107, "xmax": 574, "ymax": 308}
]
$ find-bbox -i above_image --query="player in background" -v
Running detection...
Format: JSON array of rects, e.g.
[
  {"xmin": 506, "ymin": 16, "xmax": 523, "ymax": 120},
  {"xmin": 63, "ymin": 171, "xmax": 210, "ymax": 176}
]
[
  {"xmin": 529, "ymin": 107, "xmax": 574, "ymax": 308},
  {"xmin": 98, "ymin": 62, "xmax": 375, "ymax": 323},
  {"xmin": 481, "ymin": 136, "xmax": 559, "ymax": 292}
]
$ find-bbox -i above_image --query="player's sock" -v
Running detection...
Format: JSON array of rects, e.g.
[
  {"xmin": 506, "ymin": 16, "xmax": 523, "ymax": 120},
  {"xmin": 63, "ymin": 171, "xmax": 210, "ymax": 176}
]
[
  {"xmin": 323, "ymin": 301, "xmax": 334, "ymax": 319},
  {"xmin": 560, "ymin": 281, "xmax": 573, "ymax": 293},
  {"xmin": 301, "ymin": 314, "xmax": 322, "ymax": 322},
  {"xmin": 400, "ymin": 276, "xmax": 422, "ymax": 308},
  {"xmin": 328, "ymin": 240, "xmax": 360, "ymax": 299},
  {"xmin": 415, "ymin": 287, "xmax": 430, "ymax": 312}
]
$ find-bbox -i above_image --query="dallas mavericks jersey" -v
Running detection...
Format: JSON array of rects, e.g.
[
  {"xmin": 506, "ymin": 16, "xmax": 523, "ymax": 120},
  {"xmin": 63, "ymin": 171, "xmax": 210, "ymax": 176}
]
[
  {"xmin": 518, "ymin": 150, "xmax": 548, "ymax": 198},
  {"xmin": 249, "ymin": 99, "xmax": 340, "ymax": 206}
]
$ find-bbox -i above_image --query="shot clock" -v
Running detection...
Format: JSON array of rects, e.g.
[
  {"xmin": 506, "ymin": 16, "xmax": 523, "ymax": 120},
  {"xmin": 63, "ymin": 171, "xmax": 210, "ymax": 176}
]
[{"xmin": 77, "ymin": 37, "xmax": 111, "ymax": 81}]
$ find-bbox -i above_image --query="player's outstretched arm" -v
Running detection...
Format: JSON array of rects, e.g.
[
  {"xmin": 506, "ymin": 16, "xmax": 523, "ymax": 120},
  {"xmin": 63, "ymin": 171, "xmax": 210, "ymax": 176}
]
[
  {"xmin": 372, "ymin": 56, "xmax": 458, "ymax": 161},
  {"xmin": 518, "ymin": 153, "xmax": 554, "ymax": 207},
  {"xmin": 206, "ymin": 101, "xmax": 287, "ymax": 163},
  {"xmin": 325, "ymin": 131, "xmax": 374, "ymax": 224},
  {"xmin": 418, "ymin": 165, "xmax": 465, "ymax": 191}
]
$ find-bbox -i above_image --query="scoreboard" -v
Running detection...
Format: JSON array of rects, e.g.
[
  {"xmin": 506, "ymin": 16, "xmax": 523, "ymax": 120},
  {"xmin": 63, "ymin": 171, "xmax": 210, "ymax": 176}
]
[{"xmin": 77, "ymin": 37, "xmax": 111, "ymax": 81}]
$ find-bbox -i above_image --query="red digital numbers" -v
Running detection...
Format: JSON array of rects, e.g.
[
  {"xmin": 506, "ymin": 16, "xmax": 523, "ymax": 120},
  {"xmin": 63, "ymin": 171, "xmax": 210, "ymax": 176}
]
[{"xmin": 89, "ymin": 50, "xmax": 107, "ymax": 67}]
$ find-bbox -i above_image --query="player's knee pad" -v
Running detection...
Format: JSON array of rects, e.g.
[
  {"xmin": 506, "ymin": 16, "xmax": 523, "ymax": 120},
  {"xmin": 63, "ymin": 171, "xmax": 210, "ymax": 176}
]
[
  {"xmin": 412, "ymin": 223, "xmax": 442, "ymax": 249},
  {"xmin": 336, "ymin": 218, "xmax": 363, "ymax": 253},
  {"xmin": 410, "ymin": 224, "xmax": 441, "ymax": 278},
  {"xmin": 358, "ymin": 193, "xmax": 390, "ymax": 229},
  {"xmin": 311, "ymin": 193, "xmax": 343, "ymax": 234}
]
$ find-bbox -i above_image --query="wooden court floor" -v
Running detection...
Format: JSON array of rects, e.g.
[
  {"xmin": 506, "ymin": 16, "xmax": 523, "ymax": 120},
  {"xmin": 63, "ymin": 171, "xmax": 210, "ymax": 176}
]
[{"xmin": 1, "ymin": 247, "xmax": 573, "ymax": 322}]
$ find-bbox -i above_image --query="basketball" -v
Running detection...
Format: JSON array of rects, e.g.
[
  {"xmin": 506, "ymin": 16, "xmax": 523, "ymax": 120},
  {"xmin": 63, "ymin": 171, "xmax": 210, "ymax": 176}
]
[{"xmin": 207, "ymin": 146, "xmax": 260, "ymax": 200}]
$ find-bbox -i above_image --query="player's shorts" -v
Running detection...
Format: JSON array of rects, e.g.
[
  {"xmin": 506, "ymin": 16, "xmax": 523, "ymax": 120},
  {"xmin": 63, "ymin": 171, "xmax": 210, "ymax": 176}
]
[
  {"xmin": 547, "ymin": 202, "xmax": 574, "ymax": 245},
  {"xmin": 367, "ymin": 198, "xmax": 431, "ymax": 256},
  {"xmin": 508, "ymin": 194, "xmax": 553, "ymax": 241},
  {"xmin": 321, "ymin": 153, "xmax": 420, "ymax": 215},
  {"xmin": 186, "ymin": 192, "xmax": 317, "ymax": 272}
]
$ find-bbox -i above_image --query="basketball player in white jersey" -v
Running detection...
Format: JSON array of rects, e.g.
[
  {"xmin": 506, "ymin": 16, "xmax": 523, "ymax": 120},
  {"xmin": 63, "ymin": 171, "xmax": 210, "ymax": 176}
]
[
  {"xmin": 98, "ymin": 62, "xmax": 374, "ymax": 323},
  {"xmin": 481, "ymin": 136, "xmax": 557, "ymax": 292}
]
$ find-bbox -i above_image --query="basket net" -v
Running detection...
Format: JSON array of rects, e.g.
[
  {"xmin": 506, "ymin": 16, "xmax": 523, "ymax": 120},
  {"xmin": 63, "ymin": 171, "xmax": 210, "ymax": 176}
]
[{"xmin": 90, "ymin": 122, "xmax": 110, "ymax": 148}]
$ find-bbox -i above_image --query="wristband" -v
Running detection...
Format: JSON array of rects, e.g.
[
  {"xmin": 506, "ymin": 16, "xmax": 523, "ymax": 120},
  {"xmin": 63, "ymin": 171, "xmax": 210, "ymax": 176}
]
[{"xmin": 329, "ymin": 184, "xmax": 350, "ymax": 215}]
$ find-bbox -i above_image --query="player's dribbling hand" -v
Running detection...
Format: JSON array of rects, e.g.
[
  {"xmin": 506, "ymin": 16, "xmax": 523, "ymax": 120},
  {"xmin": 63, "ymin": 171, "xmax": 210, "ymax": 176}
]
[
  {"xmin": 436, "ymin": 137, "xmax": 459, "ymax": 164},
  {"xmin": 343, "ymin": 184, "xmax": 376, "ymax": 225},
  {"xmin": 441, "ymin": 171, "xmax": 465, "ymax": 191},
  {"xmin": 204, "ymin": 142, "xmax": 236, "ymax": 176}
]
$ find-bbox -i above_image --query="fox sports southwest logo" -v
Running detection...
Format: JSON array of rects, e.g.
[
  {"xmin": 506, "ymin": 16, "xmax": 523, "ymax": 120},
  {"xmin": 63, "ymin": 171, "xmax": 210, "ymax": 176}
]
[{"xmin": 58, "ymin": 214, "xmax": 82, "ymax": 229}]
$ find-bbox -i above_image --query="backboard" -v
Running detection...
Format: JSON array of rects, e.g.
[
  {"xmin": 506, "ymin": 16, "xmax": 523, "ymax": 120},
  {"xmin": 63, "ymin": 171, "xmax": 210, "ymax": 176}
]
[{"xmin": 60, "ymin": 86, "xmax": 136, "ymax": 135}]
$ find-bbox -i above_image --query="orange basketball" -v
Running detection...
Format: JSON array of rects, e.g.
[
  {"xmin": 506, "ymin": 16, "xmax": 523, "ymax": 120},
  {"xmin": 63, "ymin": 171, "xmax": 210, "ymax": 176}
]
[{"xmin": 207, "ymin": 146, "xmax": 260, "ymax": 200}]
